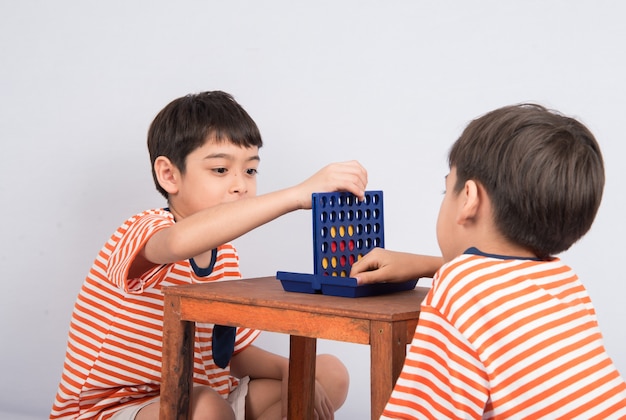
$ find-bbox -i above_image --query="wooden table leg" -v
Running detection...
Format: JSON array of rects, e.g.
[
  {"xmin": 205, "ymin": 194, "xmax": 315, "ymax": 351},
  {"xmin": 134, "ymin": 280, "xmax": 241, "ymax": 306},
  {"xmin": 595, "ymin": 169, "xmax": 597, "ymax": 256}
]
[
  {"xmin": 369, "ymin": 320, "xmax": 408, "ymax": 420},
  {"xmin": 289, "ymin": 335, "xmax": 317, "ymax": 420},
  {"xmin": 160, "ymin": 295, "xmax": 195, "ymax": 420}
]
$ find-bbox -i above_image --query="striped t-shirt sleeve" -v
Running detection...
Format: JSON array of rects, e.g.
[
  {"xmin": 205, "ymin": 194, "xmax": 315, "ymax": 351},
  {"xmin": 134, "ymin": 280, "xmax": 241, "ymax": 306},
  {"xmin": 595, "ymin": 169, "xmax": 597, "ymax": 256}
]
[{"xmin": 382, "ymin": 305, "xmax": 489, "ymax": 419}]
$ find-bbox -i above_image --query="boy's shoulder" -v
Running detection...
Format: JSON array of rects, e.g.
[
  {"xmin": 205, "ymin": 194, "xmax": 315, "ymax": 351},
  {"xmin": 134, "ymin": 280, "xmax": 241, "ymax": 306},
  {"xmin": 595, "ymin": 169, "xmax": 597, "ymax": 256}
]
[
  {"xmin": 428, "ymin": 250, "xmax": 588, "ymax": 329},
  {"xmin": 107, "ymin": 208, "xmax": 174, "ymax": 245},
  {"xmin": 118, "ymin": 207, "xmax": 173, "ymax": 227},
  {"xmin": 432, "ymin": 249, "xmax": 573, "ymax": 300}
]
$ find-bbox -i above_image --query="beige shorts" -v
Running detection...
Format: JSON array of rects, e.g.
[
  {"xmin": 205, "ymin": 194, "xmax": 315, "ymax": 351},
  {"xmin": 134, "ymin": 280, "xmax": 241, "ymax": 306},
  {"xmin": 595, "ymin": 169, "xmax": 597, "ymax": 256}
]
[{"xmin": 110, "ymin": 377, "xmax": 249, "ymax": 420}]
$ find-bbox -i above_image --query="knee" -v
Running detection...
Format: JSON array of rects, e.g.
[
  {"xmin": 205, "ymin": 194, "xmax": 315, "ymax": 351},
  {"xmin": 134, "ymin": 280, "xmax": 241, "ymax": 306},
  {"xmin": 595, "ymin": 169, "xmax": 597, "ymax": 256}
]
[
  {"xmin": 316, "ymin": 354, "xmax": 350, "ymax": 408},
  {"xmin": 317, "ymin": 353, "xmax": 350, "ymax": 385},
  {"xmin": 191, "ymin": 386, "xmax": 235, "ymax": 420}
]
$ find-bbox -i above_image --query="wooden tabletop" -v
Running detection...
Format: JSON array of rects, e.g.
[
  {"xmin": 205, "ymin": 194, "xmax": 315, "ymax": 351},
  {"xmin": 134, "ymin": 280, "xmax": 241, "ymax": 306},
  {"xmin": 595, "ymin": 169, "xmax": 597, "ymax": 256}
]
[{"xmin": 164, "ymin": 276, "xmax": 429, "ymax": 322}]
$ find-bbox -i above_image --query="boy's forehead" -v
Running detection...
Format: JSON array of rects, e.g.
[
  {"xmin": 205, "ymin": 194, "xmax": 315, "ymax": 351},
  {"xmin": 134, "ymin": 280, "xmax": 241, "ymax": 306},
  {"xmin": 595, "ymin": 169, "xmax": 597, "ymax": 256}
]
[
  {"xmin": 203, "ymin": 133, "xmax": 232, "ymax": 145},
  {"xmin": 196, "ymin": 137, "xmax": 260, "ymax": 157},
  {"xmin": 203, "ymin": 135, "xmax": 257, "ymax": 148},
  {"xmin": 203, "ymin": 134, "xmax": 258, "ymax": 148}
]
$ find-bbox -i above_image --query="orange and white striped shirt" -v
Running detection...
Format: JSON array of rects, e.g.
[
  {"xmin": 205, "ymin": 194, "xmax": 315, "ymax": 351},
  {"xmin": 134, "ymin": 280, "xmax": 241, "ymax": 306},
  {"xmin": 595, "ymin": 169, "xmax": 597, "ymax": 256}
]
[
  {"xmin": 382, "ymin": 248, "xmax": 626, "ymax": 419},
  {"xmin": 50, "ymin": 209, "xmax": 260, "ymax": 419}
]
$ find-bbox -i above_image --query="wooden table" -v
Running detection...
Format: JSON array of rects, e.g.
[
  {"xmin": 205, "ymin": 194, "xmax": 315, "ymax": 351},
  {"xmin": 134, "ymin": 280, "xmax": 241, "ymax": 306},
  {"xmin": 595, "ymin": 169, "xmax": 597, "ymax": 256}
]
[{"xmin": 160, "ymin": 276, "xmax": 428, "ymax": 419}]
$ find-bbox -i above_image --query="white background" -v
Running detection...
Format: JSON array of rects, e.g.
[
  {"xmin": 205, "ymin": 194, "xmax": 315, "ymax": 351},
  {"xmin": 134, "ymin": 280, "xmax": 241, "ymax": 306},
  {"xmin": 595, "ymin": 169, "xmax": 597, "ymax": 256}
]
[{"xmin": 1, "ymin": 1, "xmax": 625, "ymax": 418}]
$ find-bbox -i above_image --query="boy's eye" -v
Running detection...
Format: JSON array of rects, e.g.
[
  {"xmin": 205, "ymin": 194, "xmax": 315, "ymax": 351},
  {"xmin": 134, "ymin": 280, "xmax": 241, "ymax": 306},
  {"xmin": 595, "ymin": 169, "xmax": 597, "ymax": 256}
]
[
  {"xmin": 246, "ymin": 168, "xmax": 258, "ymax": 176},
  {"xmin": 214, "ymin": 168, "xmax": 227, "ymax": 174}
]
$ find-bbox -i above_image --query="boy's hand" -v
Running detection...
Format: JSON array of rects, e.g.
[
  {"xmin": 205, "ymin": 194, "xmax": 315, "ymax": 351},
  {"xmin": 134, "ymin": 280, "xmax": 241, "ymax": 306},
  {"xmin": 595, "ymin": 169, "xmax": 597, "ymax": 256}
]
[
  {"xmin": 295, "ymin": 160, "xmax": 368, "ymax": 209},
  {"xmin": 313, "ymin": 379, "xmax": 334, "ymax": 419},
  {"xmin": 350, "ymin": 248, "xmax": 444, "ymax": 285}
]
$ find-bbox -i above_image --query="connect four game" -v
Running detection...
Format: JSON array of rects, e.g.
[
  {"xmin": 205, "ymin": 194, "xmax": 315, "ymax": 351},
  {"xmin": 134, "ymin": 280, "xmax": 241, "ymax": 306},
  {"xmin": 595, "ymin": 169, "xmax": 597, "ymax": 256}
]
[{"xmin": 277, "ymin": 190, "xmax": 418, "ymax": 297}]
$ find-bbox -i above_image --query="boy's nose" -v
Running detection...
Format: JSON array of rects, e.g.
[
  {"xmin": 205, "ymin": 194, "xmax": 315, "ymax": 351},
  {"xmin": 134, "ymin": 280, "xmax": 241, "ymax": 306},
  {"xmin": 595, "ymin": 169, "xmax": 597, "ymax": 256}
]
[{"xmin": 230, "ymin": 174, "xmax": 248, "ymax": 194}]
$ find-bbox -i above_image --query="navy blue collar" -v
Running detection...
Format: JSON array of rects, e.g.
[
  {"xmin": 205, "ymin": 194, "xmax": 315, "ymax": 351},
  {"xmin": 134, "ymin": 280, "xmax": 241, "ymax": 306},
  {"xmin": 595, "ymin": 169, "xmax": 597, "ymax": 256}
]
[
  {"xmin": 190, "ymin": 252, "xmax": 218, "ymax": 277},
  {"xmin": 464, "ymin": 247, "xmax": 543, "ymax": 261}
]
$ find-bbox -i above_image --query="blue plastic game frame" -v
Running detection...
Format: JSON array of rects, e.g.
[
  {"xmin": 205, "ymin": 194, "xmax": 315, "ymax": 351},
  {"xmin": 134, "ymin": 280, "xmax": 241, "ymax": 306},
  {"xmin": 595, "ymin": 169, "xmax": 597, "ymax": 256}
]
[{"xmin": 277, "ymin": 190, "xmax": 418, "ymax": 297}]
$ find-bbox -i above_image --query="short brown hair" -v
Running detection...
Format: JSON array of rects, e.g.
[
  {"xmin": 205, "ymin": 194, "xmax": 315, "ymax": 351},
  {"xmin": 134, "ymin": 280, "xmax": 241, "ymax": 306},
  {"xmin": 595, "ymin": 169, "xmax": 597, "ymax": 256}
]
[
  {"xmin": 147, "ymin": 91, "xmax": 263, "ymax": 198},
  {"xmin": 449, "ymin": 104, "xmax": 604, "ymax": 258}
]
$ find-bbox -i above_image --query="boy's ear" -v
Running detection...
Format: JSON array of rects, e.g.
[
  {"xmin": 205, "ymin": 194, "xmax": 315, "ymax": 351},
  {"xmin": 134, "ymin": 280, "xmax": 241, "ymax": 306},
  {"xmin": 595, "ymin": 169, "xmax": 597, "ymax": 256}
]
[
  {"xmin": 154, "ymin": 156, "xmax": 180, "ymax": 195},
  {"xmin": 457, "ymin": 180, "xmax": 480, "ymax": 224}
]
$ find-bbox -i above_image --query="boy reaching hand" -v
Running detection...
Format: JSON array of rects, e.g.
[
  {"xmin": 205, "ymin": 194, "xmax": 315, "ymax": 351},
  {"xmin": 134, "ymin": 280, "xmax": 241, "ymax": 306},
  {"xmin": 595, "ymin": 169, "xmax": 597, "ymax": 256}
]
[
  {"xmin": 351, "ymin": 104, "xmax": 626, "ymax": 419},
  {"xmin": 51, "ymin": 91, "xmax": 362, "ymax": 419}
]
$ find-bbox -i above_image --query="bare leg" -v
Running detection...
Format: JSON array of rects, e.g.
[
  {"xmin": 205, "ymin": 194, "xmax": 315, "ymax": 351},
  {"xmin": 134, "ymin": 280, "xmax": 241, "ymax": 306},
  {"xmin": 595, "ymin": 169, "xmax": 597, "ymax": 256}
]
[
  {"xmin": 314, "ymin": 354, "xmax": 350, "ymax": 410},
  {"xmin": 245, "ymin": 378, "xmax": 282, "ymax": 420},
  {"xmin": 245, "ymin": 354, "xmax": 350, "ymax": 420},
  {"xmin": 138, "ymin": 386, "xmax": 235, "ymax": 420}
]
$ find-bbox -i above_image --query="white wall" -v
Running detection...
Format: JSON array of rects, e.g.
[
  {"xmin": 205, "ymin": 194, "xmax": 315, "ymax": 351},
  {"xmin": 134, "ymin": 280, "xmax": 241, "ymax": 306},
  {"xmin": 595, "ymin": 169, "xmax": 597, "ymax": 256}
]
[{"xmin": 1, "ymin": 1, "xmax": 625, "ymax": 418}]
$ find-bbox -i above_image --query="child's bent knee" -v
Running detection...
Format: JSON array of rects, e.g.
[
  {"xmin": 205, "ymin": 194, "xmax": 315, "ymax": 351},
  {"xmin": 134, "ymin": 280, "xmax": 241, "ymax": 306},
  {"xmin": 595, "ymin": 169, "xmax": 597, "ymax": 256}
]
[
  {"xmin": 317, "ymin": 354, "xmax": 349, "ymax": 381},
  {"xmin": 316, "ymin": 354, "xmax": 350, "ymax": 408},
  {"xmin": 191, "ymin": 386, "xmax": 235, "ymax": 420}
]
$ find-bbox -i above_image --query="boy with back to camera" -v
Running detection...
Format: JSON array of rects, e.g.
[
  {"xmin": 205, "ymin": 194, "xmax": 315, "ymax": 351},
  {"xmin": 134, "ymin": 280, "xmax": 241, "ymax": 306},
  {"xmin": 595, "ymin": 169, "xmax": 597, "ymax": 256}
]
[
  {"xmin": 50, "ymin": 91, "xmax": 363, "ymax": 420},
  {"xmin": 350, "ymin": 104, "xmax": 626, "ymax": 418}
]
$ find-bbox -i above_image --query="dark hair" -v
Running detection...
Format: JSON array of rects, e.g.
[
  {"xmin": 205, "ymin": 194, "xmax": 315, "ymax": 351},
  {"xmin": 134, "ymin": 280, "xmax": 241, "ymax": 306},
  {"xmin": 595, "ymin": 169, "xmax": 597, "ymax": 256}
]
[
  {"xmin": 449, "ymin": 103, "xmax": 604, "ymax": 258},
  {"xmin": 147, "ymin": 91, "xmax": 263, "ymax": 198}
]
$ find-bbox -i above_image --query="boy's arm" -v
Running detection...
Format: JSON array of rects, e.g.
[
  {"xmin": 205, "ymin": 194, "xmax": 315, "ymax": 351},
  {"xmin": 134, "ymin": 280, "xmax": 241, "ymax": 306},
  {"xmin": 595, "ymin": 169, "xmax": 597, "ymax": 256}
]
[
  {"xmin": 142, "ymin": 160, "xmax": 367, "ymax": 265},
  {"xmin": 350, "ymin": 248, "xmax": 443, "ymax": 285}
]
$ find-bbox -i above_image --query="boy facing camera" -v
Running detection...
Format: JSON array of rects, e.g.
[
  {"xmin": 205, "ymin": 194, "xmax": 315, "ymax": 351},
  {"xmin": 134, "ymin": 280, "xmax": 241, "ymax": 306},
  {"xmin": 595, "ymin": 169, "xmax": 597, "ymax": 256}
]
[{"xmin": 51, "ymin": 91, "xmax": 364, "ymax": 419}]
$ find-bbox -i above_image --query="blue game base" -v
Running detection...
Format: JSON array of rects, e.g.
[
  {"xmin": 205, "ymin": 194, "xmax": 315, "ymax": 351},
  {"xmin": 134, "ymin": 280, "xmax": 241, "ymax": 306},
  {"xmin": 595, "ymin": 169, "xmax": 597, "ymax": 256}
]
[{"xmin": 276, "ymin": 271, "xmax": 418, "ymax": 298}]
